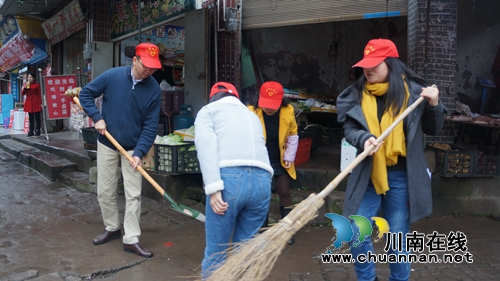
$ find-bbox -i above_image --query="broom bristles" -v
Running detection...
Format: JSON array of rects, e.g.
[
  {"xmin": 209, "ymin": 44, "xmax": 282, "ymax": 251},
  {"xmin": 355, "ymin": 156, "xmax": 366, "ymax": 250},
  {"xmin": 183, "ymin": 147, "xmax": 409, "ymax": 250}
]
[{"xmin": 206, "ymin": 193, "xmax": 324, "ymax": 281}]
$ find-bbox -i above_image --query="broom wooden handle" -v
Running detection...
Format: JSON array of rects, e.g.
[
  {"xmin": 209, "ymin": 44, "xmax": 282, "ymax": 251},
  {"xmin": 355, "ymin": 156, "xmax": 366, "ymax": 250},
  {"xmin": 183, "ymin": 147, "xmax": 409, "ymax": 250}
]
[
  {"xmin": 317, "ymin": 96, "xmax": 425, "ymax": 199},
  {"xmin": 72, "ymin": 96, "xmax": 166, "ymax": 197}
]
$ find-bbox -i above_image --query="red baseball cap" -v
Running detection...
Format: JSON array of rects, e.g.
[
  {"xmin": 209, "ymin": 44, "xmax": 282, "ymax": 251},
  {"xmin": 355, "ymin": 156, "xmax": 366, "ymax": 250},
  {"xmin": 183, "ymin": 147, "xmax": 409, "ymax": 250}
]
[
  {"xmin": 210, "ymin": 82, "xmax": 239, "ymax": 98},
  {"xmin": 259, "ymin": 81, "xmax": 284, "ymax": 110},
  {"xmin": 135, "ymin": 43, "xmax": 161, "ymax": 69},
  {"xmin": 352, "ymin": 39, "xmax": 399, "ymax": 68}
]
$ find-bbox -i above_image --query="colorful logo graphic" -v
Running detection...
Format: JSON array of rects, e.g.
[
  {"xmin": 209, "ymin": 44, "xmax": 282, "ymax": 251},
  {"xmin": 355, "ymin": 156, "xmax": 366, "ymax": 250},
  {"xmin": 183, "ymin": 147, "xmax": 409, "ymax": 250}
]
[
  {"xmin": 325, "ymin": 213, "xmax": 390, "ymax": 252},
  {"xmin": 147, "ymin": 46, "xmax": 158, "ymax": 57},
  {"xmin": 365, "ymin": 45, "xmax": 375, "ymax": 56},
  {"xmin": 265, "ymin": 86, "xmax": 277, "ymax": 97}
]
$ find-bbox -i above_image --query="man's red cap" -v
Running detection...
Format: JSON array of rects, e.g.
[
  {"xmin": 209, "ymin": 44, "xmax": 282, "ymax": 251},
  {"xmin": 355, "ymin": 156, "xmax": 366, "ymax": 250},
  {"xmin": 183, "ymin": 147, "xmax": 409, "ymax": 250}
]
[
  {"xmin": 135, "ymin": 43, "xmax": 161, "ymax": 69},
  {"xmin": 259, "ymin": 81, "xmax": 284, "ymax": 110},
  {"xmin": 352, "ymin": 39, "xmax": 399, "ymax": 68},
  {"xmin": 210, "ymin": 82, "xmax": 239, "ymax": 98}
]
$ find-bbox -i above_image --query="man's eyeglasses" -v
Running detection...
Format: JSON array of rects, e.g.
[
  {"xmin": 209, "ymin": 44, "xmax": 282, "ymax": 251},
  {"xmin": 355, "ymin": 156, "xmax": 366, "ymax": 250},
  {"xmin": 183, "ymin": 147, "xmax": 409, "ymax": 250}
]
[{"xmin": 136, "ymin": 57, "xmax": 157, "ymax": 72}]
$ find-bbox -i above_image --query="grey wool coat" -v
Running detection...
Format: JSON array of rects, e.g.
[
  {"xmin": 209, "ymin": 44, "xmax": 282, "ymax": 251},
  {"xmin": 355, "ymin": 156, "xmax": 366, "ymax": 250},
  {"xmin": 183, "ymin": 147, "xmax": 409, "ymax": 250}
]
[{"xmin": 336, "ymin": 80, "xmax": 447, "ymax": 224}]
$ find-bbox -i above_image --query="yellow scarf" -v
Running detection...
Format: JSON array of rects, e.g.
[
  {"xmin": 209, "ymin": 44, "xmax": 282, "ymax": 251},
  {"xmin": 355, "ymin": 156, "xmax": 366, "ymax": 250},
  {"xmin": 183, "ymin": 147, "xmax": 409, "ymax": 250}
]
[{"xmin": 361, "ymin": 82, "xmax": 409, "ymax": 195}]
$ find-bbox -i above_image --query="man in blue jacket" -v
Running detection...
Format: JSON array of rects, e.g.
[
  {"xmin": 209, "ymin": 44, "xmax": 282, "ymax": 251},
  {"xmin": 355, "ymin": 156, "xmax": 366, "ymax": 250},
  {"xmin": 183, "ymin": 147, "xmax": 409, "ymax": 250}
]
[{"xmin": 80, "ymin": 42, "xmax": 161, "ymax": 258}]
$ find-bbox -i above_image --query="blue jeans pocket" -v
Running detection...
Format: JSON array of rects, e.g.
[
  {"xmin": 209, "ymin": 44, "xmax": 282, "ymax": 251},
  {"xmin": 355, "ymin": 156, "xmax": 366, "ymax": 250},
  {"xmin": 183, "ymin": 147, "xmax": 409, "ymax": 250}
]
[
  {"xmin": 256, "ymin": 171, "xmax": 272, "ymax": 199},
  {"xmin": 220, "ymin": 172, "xmax": 241, "ymax": 202}
]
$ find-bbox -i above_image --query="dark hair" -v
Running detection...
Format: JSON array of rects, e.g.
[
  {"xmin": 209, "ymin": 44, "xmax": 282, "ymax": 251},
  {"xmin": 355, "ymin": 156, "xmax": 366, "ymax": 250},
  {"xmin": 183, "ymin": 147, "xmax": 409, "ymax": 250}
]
[
  {"xmin": 353, "ymin": 57, "xmax": 426, "ymax": 115},
  {"xmin": 124, "ymin": 45, "xmax": 136, "ymax": 58},
  {"xmin": 209, "ymin": 92, "xmax": 238, "ymax": 103},
  {"xmin": 26, "ymin": 72, "xmax": 36, "ymax": 81}
]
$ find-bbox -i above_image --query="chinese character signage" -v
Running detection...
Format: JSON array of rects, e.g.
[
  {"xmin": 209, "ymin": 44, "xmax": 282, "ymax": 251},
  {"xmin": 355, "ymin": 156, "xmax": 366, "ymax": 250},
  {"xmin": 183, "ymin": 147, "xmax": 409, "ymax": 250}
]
[
  {"xmin": 120, "ymin": 25, "xmax": 185, "ymax": 67},
  {"xmin": 43, "ymin": 75, "xmax": 77, "ymax": 119},
  {"xmin": 41, "ymin": 0, "xmax": 86, "ymax": 45},
  {"xmin": 111, "ymin": 0, "xmax": 194, "ymax": 40},
  {"xmin": 10, "ymin": 74, "xmax": 18, "ymax": 101},
  {"xmin": 0, "ymin": 34, "xmax": 36, "ymax": 73},
  {"xmin": 0, "ymin": 17, "xmax": 20, "ymax": 45}
]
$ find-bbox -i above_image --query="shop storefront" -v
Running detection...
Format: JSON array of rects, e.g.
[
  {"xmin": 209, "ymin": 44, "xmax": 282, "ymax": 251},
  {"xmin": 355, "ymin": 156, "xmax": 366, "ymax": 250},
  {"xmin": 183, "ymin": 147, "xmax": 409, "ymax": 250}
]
[
  {"xmin": 0, "ymin": 15, "xmax": 49, "ymax": 128},
  {"xmin": 110, "ymin": 0, "xmax": 208, "ymax": 131},
  {"xmin": 36, "ymin": 0, "xmax": 88, "ymax": 133},
  {"xmin": 240, "ymin": 0, "xmax": 409, "ymax": 148}
]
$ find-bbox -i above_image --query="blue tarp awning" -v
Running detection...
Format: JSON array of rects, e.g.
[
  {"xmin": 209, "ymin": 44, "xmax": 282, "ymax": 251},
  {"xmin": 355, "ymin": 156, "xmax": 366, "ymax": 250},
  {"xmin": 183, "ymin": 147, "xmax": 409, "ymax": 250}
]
[{"xmin": 24, "ymin": 46, "xmax": 47, "ymax": 65}]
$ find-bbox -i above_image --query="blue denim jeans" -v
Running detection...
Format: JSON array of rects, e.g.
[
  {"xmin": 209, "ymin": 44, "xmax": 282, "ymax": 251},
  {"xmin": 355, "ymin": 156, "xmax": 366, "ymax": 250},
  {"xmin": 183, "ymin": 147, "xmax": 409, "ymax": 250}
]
[
  {"xmin": 349, "ymin": 170, "xmax": 411, "ymax": 281},
  {"xmin": 201, "ymin": 166, "xmax": 271, "ymax": 279}
]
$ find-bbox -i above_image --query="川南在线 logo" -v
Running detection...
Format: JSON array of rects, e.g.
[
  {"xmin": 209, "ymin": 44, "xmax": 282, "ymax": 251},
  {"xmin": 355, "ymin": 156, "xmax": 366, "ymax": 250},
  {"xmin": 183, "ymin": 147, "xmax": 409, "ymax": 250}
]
[{"xmin": 324, "ymin": 213, "xmax": 390, "ymax": 254}]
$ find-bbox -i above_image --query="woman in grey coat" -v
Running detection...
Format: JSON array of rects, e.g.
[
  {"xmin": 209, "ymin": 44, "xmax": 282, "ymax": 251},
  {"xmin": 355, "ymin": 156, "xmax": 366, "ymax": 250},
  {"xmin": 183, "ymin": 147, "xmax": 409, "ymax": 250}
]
[{"xmin": 336, "ymin": 39, "xmax": 446, "ymax": 281}]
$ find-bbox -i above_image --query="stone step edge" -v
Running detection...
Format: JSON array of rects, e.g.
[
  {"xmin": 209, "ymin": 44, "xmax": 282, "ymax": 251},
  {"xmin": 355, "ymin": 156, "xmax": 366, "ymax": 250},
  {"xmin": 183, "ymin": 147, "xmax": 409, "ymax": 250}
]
[
  {"xmin": 0, "ymin": 147, "xmax": 17, "ymax": 161},
  {"xmin": 12, "ymin": 135, "xmax": 95, "ymax": 174},
  {"xmin": 0, "ymin": 139, "xmax": 77, "ymax": 182},
  {"xmin": 59, "ymin": 170, "xmax": 95, "ymax": 194}
]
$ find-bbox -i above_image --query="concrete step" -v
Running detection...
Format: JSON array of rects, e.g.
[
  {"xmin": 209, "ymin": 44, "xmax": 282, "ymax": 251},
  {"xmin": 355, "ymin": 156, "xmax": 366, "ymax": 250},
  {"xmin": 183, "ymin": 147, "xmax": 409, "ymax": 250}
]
[
  {"xmin": 11, "ymin": 135, "xmax": 95, "ymax": 174},
  {"xmin": 59, "ymin": 170, "xmax": 96, "ymax": 194},
  {"xmin": 0, "ymin": 148, "xmax": 16, "ymax": 162},
  {"xmin": 293, "ymin": 144, "xmax": 348, "ymax": 192},
  {"xmin": 142, "ymin": 172, "xmax": 204, "ymax": 203},
  {"xmin": 0, "ymin": 138, "xmax": 77, "ymax": 182}
]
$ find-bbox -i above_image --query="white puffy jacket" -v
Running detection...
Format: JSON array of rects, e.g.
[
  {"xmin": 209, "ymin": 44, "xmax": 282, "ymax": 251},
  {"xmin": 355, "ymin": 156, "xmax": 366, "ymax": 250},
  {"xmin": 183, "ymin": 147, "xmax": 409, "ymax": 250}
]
[{"xmin": 194, "ymin": 96, "xmax": 273, "ymax": 195}]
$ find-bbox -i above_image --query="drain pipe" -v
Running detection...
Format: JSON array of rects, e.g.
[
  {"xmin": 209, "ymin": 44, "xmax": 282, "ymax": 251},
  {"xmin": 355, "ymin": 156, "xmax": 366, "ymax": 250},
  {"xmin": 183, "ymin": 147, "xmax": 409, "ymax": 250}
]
[
  {"xmin": 423, "ymin": 0, "xmax": 431, "ymax": 147},
  {"xmin": 424, "ymin": 0, "xmax": 431, "ymax": 80},
  {"xmin": 214, "ymin": 5, "xmax": 218, "ymax": 82},
  {"xmin": 138, "ymin": 1, "xmax": 142, "ymax": 42}
]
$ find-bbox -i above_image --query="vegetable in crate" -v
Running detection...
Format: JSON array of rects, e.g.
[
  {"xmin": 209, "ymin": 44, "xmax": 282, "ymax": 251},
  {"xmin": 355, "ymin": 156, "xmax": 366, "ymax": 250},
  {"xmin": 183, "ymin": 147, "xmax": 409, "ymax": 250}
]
[{"xmin": 154, "ymin": 133, "xmax": 186, "ymax": 145}]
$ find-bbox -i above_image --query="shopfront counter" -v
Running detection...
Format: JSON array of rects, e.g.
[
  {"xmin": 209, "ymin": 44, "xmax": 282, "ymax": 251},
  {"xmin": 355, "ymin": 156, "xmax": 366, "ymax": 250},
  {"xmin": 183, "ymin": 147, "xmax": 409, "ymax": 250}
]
[
  {"xmin": 296, "ymin": 109, "xmax": 339, "ymax": 129},
  {"xmin": 452, "ymin": 119, "xmax": 500, "ymax": 149}
]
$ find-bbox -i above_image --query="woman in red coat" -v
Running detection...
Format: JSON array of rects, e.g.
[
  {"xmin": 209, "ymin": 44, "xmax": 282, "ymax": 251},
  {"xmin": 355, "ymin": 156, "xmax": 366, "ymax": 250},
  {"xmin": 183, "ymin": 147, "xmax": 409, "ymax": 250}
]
[{"xmin": 21, "ymin": 72, "xmax": 42, "ymax": 136}]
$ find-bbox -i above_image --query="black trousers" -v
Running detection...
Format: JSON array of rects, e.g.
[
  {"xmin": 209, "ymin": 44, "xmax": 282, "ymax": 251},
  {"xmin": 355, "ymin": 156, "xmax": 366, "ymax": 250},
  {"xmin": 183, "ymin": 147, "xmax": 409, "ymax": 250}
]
[{"xmin": 28, "ymin": 112, "xmax": 41, "ymax": 132}]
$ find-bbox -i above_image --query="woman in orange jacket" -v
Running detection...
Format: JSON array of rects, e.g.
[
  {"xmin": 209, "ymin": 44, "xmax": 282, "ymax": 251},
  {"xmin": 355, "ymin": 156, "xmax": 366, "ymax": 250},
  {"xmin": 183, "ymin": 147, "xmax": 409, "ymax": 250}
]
[
  {"xmin": 21, "ymin": 72, "xmax": 42, "ymax": 137},
  {"xmin": 248, "ymin": 81, "xmax": 299, "ymax": 245}
]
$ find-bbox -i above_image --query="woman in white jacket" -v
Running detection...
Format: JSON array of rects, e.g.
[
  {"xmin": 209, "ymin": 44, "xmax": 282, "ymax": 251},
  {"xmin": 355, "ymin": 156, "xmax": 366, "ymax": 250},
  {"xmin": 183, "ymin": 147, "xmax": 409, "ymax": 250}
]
[{"xmin": 195, "ymin": 82, "xmax": 273, "ymax": 279}]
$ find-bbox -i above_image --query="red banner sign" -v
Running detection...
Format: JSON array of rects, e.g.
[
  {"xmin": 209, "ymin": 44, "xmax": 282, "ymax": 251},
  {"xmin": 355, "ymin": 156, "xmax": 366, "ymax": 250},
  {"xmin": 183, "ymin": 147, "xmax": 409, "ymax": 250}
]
[
  {"xmin": 43, "ymin": 75, "xmax": 78, "ymax": 119},
  {"xmin": 0, "ymin": 34, "xmax": 36, "ymax": 73},
  {"xmin": 41, "ymin": 0, "xmax": 86, "ymax": 45}
]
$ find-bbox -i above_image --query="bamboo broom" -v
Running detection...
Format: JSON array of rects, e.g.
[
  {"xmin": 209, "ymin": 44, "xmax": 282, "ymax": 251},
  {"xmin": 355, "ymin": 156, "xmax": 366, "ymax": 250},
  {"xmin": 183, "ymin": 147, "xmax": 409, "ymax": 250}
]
[{"xmin": 206, "ymin": 96, "xmax": 425, "ymax": 281}]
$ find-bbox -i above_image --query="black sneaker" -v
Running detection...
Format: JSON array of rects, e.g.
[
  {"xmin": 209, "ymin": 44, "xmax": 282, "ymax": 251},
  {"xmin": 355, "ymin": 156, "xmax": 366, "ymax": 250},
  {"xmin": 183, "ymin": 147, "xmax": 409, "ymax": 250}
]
[
  {"xmin": 27, "ymin": 131, "xmax": 34, "ymax": 137},
  {"xmin": 34, "ymin": 130, "xmax": 40, "ymax": 136}
]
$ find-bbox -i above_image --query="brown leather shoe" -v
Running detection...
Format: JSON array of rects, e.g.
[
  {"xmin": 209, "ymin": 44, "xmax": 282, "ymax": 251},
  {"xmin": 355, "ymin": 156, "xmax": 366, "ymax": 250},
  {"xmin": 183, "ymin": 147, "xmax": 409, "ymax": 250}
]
[
  {"xmin": 92, "ymin": 229, "xmax": 121, "ymax": 245},
  {"xmin": 124, "ymin": 243, "xmax": 153, "ymax": 258}
]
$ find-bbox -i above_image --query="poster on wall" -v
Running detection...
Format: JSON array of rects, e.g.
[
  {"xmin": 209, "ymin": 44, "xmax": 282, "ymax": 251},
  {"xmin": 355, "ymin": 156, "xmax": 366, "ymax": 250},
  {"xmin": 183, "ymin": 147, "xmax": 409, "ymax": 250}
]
[
  {"xmin": 43, "ymin": 75, "xmax": 78, "ymax": 119},
  {"xmin": 120, "ymin": 25, "xmax": 185, "ymax": 68},
  {"xmin": 111, "ymin": 0, "xmax": 194, "ymax": 40},
  {"xmin": 0, "ymin": 34, "xmax": 36, "ymax": 73}
]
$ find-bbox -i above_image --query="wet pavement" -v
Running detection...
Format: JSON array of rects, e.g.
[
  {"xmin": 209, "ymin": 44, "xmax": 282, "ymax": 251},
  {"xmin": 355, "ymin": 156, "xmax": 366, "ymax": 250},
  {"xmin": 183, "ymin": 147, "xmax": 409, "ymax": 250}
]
[{"xmin": 1, "ymin": 130, "xmax": 500, "ymax": 280}]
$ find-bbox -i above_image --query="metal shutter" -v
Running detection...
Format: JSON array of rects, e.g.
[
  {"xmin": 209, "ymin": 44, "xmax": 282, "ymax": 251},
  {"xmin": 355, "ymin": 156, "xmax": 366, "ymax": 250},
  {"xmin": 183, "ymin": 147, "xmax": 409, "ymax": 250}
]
[{"xmin": 242, "ymin": 0, "xmax": 408, "ymax": 30}]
